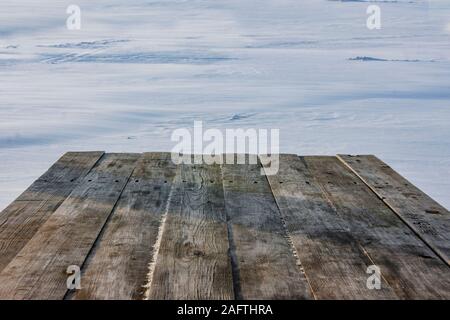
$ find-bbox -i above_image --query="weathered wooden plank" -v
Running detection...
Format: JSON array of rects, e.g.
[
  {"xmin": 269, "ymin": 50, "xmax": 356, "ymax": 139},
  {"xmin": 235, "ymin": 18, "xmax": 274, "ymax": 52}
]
[
  {"xmin": 147, "ymin": 163, "xmax": 234, "ymax": 300},
  {"xmin": 337, "ymin": 154, "xmax": 450, "ymax": 266},
  {"xmin": 0, "ymin": 152, "xmax": 104, "ymax": 273},
  {"xmin": 0, "ymin": 153, "xmax": 140, "ymax": 300},
  {"xmin": 261, "ymin": 154, "xmax": 397, "ymax": 299},
  {"xmin": 306, "ymin": 156, "xmax": 450, "ymax": 299},
  {"xmin": 144, "ymin": 152, "xmax": 177, "ymax": 161},
  {"xmin": 222, "ymin": 160, "xmax": 312, "ymax": 299},
  {"xmin": 70, "ymin": 153, "xmax": 177, "ymax": 300},
  {"xmin": 16, "ymin": 151, "xmax": 105, "ymax": 201}
]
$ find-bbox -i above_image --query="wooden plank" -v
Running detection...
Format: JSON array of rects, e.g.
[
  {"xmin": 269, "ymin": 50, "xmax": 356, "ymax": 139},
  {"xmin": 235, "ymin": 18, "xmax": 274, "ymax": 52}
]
[
  {"xmin": 0, "ymin": 152, "xmax": 104, "ymax": 273},
  {"xmin": 16, "ymin": 151, "xmax": 105, "ymax": 201},
  {"xmin": 0, "ymin": 153, "xmax": 140, "ymax": 300},
  {"xmin": 337, "ymin": 154, "xmax": 450, "ymax": 266},
  {"xmin": 221, "ymin": 160, "xmax": 312, "ymax": 299},
  {"xmin": 305, "ymin": 156, "xmax": 450, "ymax": 299},
  {"xmin": 70, "ymin": 153, "xmax": 177, "ymax": 300},
  {"xmin": 261, "ymin": 154, "xmax": 397, "ymax": 299},
  {"xmin": 146, "ymin": 163, "xmax": 234, "ymax": 300}
]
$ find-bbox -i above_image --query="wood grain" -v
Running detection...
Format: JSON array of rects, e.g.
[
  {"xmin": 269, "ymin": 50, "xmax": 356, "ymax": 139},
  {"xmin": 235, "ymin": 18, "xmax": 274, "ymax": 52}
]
[
  {"xmin": 337, "ymin": 154, "xmax": 450, "ymax": 266},
  {"xmin": 0, "ymin": 152, "xmax": 104, "ymax": 273},
  {"xmin": 0, "ymin": 153, "xmax": 448, "ymax": 300},
  {"xmin": 222, "ymin": 160, "xmax": 312, "ymax": 300},
  {"xmin": 147, "ymin": 163, "xmax": 234, "ymax": 300},
  {"xmin": 70, "ymin": 153, "xmax": 177, "ymax": 300},
  {"xmin": 16, "ymin": 151, "xmax": 105, "ymax": 201},
  {"xmin": 261, "ymin": 154, "xmax": 397, "ymax": 299},
  {"xmin": 306, "ymin": 156, "xmax": 450, "ymax": 299},
  {"xmin": 0, "ymin": 153, "xmax": 139, "ymax": 300}
]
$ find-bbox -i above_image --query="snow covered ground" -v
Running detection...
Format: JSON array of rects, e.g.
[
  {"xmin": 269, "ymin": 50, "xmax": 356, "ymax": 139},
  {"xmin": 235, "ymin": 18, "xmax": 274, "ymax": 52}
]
[{"xmin": 1, "ymin": 0, "xmax": 449, "ymax": 210}]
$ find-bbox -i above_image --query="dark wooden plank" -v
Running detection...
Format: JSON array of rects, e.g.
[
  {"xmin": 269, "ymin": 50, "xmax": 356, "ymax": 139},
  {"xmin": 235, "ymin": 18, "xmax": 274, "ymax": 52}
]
[
  {"xmin": 306, "ymin": 156, "xmax": 450, "ymax": 299},
  {"xmin": 70, "ymin": 153, "xmax": 177, "ymax": 300},
  {"xmin": 0, "ymin": 152, "xmax": 104, "ymax": 273},
  {"xmin": 146, "ymin": 163, "xmax": 234, "ymax": 300},
  {"xmin": 221, "ymin": 160, "xmax": 312, "ymax": 299},
  {"xmin": 261, "ymin": 154, "xmax": 397, "ymax": 299},
  {"xmin": 0, "ymin": 153, "xmax": 140, "ymax": 300},
  {"xmin": 338, "ymin": 154, "xmax": 450, "ymax": 266}
]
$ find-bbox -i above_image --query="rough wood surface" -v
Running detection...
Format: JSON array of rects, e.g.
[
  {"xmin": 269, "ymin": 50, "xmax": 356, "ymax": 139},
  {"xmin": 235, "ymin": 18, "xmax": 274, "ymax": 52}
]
[
  {"xmin": 261, "ymin": 154, "xmax": 397, "ymax": 299},
  {"xmin": 147, "ymin": 163, "xmax": 234, "ymax": 300},
  {"xmin": 0, "ymin": 153, "xmax": 139, "ymax": 300},
  {"xmin": 0, "ymin": 153, "xmax": 448, "ymax": 300},
  {"xmin": 0, "ymin": 152, "xmax": 104, "ymax": 273},
  {"xmin": 306, "ymin": 156, "xmax": 450, "ymax": 299},
  {"xmin": 70, "ymin": 153, "xmax": 177, "ymax": 300},
  {"xmin": 337, "ymin": 154, "xmax": 450, "ymax": 266},
  {"xmin": 16, "ymin": 151, "xmax": 105, "ymax": 201},
  {"xmin": 222, "ymin": 160, "xmax": 312, "ymax": 300}
]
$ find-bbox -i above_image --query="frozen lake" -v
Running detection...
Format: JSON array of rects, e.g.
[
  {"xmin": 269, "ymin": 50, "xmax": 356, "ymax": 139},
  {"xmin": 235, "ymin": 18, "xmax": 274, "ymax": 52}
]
[{"xmin": 1, "ymin": 0, "xmax": 449, "ymax": 210}]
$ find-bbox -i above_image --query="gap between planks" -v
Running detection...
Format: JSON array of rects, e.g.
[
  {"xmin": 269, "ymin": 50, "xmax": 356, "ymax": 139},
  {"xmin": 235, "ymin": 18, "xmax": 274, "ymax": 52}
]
[
  {"xmin": 259, "ymin": 158, "xmax": 318, "ymax": 300},
  {"xmin": 64, "ymin": 157, "xmax": 139, "ymax": 300},
  {"xmin": 0, "ymin": 153, "xmax": 140, "ymax": 299},
  {"xmin": 337, "ymin": 154, "xmax": 450, "ymax": 268},
  {"xmin": 0, "ymin": 152, "xmax": 105, "ymax": 274}
]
